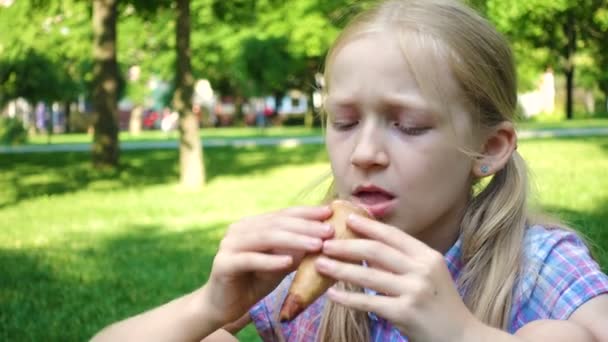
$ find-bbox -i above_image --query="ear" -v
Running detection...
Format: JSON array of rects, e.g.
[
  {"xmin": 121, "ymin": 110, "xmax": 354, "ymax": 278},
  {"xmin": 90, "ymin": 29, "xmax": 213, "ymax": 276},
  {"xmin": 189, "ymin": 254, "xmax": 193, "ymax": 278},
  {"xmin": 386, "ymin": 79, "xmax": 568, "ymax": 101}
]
[{"xmin": 472, "ymin": 121, "xmax": 517, "ymax": 178}]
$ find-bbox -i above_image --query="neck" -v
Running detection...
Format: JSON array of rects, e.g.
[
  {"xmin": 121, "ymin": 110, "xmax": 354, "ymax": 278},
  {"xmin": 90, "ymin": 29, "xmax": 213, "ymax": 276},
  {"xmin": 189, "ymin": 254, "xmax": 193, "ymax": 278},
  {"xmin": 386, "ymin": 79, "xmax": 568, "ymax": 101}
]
[{"xmin": 416, "ymin": 199, "xmax": 467, "ymax": 254}]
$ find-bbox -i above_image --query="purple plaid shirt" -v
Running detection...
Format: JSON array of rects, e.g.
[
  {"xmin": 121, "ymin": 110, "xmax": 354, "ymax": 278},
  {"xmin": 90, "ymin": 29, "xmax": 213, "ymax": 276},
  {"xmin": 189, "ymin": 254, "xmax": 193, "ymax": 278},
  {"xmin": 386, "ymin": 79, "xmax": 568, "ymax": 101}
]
[{"xmin": 250, "ymin": 225, "xmax": 608, "ymax": 341}]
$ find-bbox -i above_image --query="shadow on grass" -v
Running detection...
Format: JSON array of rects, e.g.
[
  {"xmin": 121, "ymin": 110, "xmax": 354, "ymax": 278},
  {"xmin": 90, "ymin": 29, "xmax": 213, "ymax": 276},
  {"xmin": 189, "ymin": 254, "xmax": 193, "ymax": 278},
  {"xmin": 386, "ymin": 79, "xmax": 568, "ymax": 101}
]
[
  {"xmin": 0, "ymin": 221, "xmax": 228, "ymax": 341},
  {"xmin": 0, "ymin": 144, "xmax": 327, "ymax": 208},
  {"xmin": 541, "ymin": 198, "xmax": 608, "ymax": 273}
]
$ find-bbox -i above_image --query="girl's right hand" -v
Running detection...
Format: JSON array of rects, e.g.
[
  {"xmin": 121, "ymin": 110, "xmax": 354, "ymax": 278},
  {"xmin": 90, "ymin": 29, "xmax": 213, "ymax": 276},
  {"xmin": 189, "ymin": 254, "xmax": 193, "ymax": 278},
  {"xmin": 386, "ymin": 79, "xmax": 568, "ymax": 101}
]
[{"xmin": 200, "ymin": 205, "xmax": 334, "ymax": 327}]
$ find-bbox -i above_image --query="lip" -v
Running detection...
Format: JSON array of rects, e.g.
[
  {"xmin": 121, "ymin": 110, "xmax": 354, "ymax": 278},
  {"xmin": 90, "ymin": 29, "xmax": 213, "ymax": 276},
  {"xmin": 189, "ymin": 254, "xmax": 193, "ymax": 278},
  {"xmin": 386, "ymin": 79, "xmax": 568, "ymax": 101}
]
[{"xmin": 351, "ymin": 184, "xmax": 396, "ymax": 218}]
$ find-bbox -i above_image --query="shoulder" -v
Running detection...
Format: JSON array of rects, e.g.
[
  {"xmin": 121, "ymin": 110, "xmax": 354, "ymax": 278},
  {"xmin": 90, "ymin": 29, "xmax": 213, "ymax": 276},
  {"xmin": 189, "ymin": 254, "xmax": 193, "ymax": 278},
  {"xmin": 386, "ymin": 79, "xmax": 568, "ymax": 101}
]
[
  {"xmin": 510, "ymin": 225, "xmax": 608, "ymax": 332},
  {"xmin": 521, "ymin": 225, "xmax": 604, "ymax": 282},
  {"xmin": 522, "ymin": 225, "xmax": 585, "ymax": 256}
]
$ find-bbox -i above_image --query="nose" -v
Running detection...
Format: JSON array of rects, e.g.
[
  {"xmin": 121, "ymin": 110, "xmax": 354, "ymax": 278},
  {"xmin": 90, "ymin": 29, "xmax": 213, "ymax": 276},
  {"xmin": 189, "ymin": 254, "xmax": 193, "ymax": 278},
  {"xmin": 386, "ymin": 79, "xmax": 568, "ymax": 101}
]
[{"xmin": 350, "ymin": 120, "xmax": 389, "ymax": 170}]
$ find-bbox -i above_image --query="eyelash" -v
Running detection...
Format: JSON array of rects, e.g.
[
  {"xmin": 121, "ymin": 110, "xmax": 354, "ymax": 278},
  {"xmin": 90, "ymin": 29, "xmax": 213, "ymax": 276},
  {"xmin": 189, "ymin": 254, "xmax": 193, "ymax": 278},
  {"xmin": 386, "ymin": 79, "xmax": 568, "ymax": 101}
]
[
  {"xmin": 391, "ymin": 122, "xmax": 430, "ymax": 136},
  {"xmin": 331, "ymin": 120, "xmax": 429, "ymax": 136},
  {"xmin": 331, "ymin": 120, "xmax": 359, "ymax": 131}
]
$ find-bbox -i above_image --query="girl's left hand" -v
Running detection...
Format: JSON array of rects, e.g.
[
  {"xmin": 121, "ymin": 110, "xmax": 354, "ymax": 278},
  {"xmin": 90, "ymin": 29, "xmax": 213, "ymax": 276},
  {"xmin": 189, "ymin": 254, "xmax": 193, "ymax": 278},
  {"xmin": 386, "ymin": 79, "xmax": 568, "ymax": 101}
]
[{"xmin": 315, "ymin": 214, "xmax": 477, "ymax": 342}]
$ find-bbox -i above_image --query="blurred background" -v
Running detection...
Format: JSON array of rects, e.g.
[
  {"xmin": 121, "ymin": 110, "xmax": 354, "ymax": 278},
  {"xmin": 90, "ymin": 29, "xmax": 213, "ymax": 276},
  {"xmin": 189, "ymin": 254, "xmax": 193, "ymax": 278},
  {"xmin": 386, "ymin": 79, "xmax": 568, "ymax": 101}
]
[{"xmin": 1, "ymin": 0, "xmax": 607, "ymax": 341}]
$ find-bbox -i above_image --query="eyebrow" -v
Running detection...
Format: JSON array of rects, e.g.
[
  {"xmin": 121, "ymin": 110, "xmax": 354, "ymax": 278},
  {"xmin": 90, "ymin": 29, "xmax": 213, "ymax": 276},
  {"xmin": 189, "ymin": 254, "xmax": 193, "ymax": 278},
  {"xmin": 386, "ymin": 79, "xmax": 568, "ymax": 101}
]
[
  {"xmin": 378, "ymin": 94, "xmax": 431, "ymax": 111},
  {"xmin": 326, "ymin": 94, "xmax": 433, "ymax": 115}
]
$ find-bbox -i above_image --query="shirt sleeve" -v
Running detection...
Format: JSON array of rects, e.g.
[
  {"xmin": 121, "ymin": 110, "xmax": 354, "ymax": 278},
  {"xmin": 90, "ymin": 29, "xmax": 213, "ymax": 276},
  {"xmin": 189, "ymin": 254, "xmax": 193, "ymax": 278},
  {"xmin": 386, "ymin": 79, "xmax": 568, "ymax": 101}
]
[{"xmin": 513, "ymin": 228, "xmax": 608, "ymax": 330}]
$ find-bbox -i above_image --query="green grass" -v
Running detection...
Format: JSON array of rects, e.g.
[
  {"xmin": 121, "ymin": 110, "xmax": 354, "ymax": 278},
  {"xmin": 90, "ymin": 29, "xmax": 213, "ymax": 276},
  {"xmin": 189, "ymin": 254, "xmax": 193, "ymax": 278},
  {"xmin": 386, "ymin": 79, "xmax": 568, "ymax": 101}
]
[
  {"xmin": 516, "ymin": 118, "xmax": 608, "ymax": 131},
  {"xmin": 22, "ymin": 118, "xmax": 608, "ymax": 146},
  {"xmin": 0, "ymin": 144, "xmax": 330, "ymax": 341},
  {"xmin": 1, "ymin": 136, "xmax": 607, "ymax": 341},
  {"xmin": 27, "ymin": 126, "xmax": 323, "ymax": 145}
]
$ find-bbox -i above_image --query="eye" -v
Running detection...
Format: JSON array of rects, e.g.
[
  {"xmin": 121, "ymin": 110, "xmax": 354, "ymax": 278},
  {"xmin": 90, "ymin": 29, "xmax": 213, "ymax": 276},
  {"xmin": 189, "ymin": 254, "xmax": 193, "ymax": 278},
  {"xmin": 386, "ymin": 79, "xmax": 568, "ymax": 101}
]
[
  {"xmin": 391, "ymin": 121, "xmax": 430, "ymax": 136},
  {"xmin": 331, "ymin": 120, "xmax": 359, "ymax": 131}
]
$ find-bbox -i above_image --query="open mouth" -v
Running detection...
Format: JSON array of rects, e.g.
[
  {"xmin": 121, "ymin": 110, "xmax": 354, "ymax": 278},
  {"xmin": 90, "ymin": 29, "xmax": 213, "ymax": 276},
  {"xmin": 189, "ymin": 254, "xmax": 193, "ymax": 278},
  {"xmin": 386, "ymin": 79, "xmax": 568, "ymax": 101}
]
[{"xmin": 351, "ymin": 185, "xmax": 396, "ymax": 218}]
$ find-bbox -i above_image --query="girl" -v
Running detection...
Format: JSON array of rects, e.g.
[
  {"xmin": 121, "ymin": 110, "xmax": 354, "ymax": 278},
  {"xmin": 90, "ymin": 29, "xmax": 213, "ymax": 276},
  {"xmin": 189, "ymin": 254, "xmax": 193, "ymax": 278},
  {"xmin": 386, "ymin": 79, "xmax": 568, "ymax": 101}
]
[{"xmin": 92, "ymin": 0, "xmax": 608, "ymax": 341}]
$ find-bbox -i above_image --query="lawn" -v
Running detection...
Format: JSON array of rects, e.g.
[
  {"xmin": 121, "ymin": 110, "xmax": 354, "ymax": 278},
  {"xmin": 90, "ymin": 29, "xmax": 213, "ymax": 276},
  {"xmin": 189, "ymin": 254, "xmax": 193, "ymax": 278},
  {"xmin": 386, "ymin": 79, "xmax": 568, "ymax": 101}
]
[
  {"xmin": 1, "ymin": 135, "xmax": 607, "ymax": 341},
  {"xmin": 21, "ymin": 117, "xmax": 608, "ymax": 146},
  {"xmin": 27, "ymin": 126, "xmax": 323, "ymax": 145},
  {"xmin": 516, "ymin": 117, "xmax": 608, "ymax": 131}
]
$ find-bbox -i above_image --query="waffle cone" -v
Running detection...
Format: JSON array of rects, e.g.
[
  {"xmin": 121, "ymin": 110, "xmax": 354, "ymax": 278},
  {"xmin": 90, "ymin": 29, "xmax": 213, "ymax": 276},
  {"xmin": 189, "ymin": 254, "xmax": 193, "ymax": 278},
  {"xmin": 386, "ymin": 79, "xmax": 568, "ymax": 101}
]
[{"xmin": 279, "ymin": 200, "xmax": 373, "ymax": 322}]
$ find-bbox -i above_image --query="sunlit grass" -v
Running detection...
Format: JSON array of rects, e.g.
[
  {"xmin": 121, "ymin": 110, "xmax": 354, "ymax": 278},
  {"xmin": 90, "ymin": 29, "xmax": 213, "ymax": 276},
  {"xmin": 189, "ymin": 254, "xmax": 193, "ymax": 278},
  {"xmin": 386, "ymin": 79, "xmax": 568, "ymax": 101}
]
[
  {"xmin": 1, "ymin": 136, "xmax": 607, "ymax": 340},
  {"xmin": 22, "ymin": 118, "xmax": 608, "ymax": 146},
  {"xmin": 27, "ymin": 126, "xmax": 323, "ymax": 145},
  {"xmin": 516, "ymin": 117, "xmax": 608, "ymax": 130}
]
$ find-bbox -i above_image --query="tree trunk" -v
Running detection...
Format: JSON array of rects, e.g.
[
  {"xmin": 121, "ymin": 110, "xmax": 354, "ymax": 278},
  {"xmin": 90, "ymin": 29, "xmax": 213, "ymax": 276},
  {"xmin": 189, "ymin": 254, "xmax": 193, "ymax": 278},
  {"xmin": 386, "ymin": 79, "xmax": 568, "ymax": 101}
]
[
  {"xmin": 92, "ymin": 0, "xmax": 119, "ymax": 168},
  {"xmin": 600, "ymin": 81, "xmax": 608, "ymax": 114},
  {"xmin": 564, "ymin": 10, "xmax": 576, "ymax": 120},
  {"xmin": 174, "ymin": 0, "xmax": 205, "ymax": 189},
  {"xmin": 565, "ymin": 67, "xmax": 574, "ymax": 119}
]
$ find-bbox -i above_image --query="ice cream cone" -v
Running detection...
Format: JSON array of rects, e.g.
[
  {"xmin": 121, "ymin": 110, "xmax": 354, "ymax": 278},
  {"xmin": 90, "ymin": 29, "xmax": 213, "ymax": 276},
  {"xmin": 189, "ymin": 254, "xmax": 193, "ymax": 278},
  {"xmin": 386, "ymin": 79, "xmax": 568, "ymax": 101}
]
[{"xmin": 279, "ymin": 199, "xmax": 373, "ymax": 322}]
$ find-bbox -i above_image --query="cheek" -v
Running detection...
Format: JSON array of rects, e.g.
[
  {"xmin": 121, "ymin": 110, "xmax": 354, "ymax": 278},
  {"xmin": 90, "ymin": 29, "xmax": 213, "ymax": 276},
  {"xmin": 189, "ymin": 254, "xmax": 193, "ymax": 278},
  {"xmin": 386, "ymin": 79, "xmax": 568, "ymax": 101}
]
[
  {"xmin": 326, "ymin": 134, "xmax": 341, "ymax": 168},
  {"xmin": 326, "ymin": 129, "xmax": 353, "ymax": 162},
  {"xmin": 427, "ymin": 146, "xmax": 471, "ymax": 180},
  {"xmin": 395, "ymin": 142, "xmax": 472, "ymax": 194},
  {"xmin": 326, "ymin": 132, "xmax": 352, "ymax": 194},
  {"xmin": 391, "ymin": 149, "xmax": 472, "ymax": 230}
]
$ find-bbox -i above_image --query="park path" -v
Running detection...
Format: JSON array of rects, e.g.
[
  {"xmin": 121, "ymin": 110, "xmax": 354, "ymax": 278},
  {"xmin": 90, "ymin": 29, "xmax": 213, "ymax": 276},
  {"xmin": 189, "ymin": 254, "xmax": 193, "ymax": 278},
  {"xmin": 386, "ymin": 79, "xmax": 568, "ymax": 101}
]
[{"xmin": 1, "ymin": 127, "xmax": 608, "ymax": 154}]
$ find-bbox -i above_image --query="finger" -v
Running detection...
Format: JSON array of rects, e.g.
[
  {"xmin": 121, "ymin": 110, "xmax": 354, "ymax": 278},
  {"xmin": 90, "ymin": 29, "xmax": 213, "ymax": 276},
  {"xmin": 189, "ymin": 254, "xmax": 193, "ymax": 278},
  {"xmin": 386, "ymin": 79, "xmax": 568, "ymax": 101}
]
[
  {"xmin": 347, "ymin": 214, "xmax": 430, "ymax": 255},
  {"xmin": 270, "ymin": 216, "xmax": 334, "ymax": 239},
  {"xmin": 228, "ymin": 252, "xmax": 293, "ymax": 272},
  {"xmin": 229, "ymin": 215, "xmax": 334, "ymax": 240},
  {"xmin": 322, "ymin": 239, "xmax": 410, "ymax": 274},
  {"xmin": 315, "ymin": 257, "xmax": 402, "ymax": 296},
  {"xmin": 279, "ymin": 205, "xmax": 333, "ymax": 220},
  {"xmin": 225, "ymin": 230, "xmax": 323, "ymax": 253},
  {"xmin": 326, "ymin": 286, "xmax": 398, "ymax": 319}
]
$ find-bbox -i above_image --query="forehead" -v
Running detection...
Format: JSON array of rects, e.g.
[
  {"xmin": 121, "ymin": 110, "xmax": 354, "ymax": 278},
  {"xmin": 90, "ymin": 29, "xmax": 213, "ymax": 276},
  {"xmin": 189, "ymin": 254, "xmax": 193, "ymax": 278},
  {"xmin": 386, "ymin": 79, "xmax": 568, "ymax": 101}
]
[
  {"xmin": 326, "ymin": 31, "xmax": 465, "ymax": 116},
  {"xmin": 328, "ymin": 33, "xmax": 414, "ymax": 97}
]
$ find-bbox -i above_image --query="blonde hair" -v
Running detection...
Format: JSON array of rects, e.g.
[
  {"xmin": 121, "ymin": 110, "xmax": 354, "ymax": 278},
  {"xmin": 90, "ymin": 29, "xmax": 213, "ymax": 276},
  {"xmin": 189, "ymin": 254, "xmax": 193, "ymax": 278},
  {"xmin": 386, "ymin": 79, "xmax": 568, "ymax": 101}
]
[{"xmin": 314, "ymin": 0, "xmax": 530, "ymax": 339}]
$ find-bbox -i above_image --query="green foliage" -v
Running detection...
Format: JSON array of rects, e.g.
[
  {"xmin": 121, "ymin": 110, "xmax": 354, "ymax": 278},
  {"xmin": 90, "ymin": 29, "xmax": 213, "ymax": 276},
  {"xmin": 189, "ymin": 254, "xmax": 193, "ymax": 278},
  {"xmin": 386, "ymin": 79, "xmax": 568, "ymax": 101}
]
[
  {"xmin": 485, "ymin": 0, "xmax": 608, "ymax": 95},
  {"xmin": 211, "ymin": 0, "xmax": 257, "ymax": 24},
  {"xmin": 0, "ymin": 49, "xmax": 79, "ymax": 106},
  {"xmin": 118, "ymin": 3, "xmax": 175, "ymax": 81},
  {"xmin": 234, "ymin": 36, "xmax": 303, "ymax": 96},
  {"xmin": 1, "ymin": 0, "xmax": 607, "ymax": 110},
  {"xmin": 0, "ymin": 116, "xmax": 27, "ymax": 145},
  {"xmin": 0, "ymin": 0, "xmax": 92, "ymax": 105}
]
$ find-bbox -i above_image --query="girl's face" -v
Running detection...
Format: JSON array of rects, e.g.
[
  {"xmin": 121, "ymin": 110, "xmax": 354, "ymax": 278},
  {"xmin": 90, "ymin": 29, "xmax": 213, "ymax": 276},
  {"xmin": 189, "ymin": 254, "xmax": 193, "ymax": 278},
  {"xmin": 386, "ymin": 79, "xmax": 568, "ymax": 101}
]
[{"xmin": 325, "ymin": 32, "xmax": 476, "ymax": 251}]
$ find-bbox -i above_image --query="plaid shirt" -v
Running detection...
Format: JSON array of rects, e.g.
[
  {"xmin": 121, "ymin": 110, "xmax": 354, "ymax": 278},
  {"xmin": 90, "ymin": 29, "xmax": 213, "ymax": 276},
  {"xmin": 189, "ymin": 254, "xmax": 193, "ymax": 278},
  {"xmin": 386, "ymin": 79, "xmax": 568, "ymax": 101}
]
[{"xmin": 250, "ymin": 225, "xmax": 608, "ymax": 341}]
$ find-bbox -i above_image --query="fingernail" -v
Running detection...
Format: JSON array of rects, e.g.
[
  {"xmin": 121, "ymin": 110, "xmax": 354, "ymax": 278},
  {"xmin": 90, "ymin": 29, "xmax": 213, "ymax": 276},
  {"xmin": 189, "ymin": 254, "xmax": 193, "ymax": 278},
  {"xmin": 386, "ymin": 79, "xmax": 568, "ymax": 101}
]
[
  {"xmin": 327, "ymin": 287, "xmax": 341, "ymax": 297},
  {"xmin": 323, "ymin": 224, "xmax": 333, "ymax": 233},
  {"xmin": 280, "ymin": 255, "xmax": 293, "ymax": 266}
]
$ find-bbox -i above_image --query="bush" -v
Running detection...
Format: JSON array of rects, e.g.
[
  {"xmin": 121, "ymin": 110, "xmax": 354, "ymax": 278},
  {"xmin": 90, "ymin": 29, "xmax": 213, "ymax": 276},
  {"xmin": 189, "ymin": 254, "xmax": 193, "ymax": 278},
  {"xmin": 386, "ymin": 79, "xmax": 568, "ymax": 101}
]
[{"xmin": 0, "ymin": 116, "xmax": 27, "ymax": 145}]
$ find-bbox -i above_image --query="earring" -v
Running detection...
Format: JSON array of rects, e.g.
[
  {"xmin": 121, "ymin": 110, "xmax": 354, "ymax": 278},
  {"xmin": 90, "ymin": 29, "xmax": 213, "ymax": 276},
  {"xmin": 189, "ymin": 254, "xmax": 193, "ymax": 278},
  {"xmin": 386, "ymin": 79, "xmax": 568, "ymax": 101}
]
[{"xmin": 480, "ymin": 165, "xmax": 490, "ymax": 174}]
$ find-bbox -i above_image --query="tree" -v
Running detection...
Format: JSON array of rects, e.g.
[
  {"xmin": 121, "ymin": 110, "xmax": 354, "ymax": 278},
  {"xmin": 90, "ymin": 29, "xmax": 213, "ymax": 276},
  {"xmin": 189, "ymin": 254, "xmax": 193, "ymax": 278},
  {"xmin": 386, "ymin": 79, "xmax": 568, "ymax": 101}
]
[
  {"xmin": 486, "ymin": 0, "xmax": 606, "ymax": 119},
  {"xmin": 174, "ymin": 0, "xmax": 205, "ymax": 188},
  {"xmin": 0, "ymin": 1, "xmax": 90, "ymax": 110},
  {"xmin": 92, "ymin": 0, "xmax": 120, "ymax": 167},
  {"xmin": 0, "ymin": 50, "xmax": 77, "ymax": 107},
  {"xmin": 587, "ymin": 4, "xmax": 608, "ymax": 112},
  {"xmin": 112, "ymin": 0, "xmax": 205, "ymax": 187}
]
